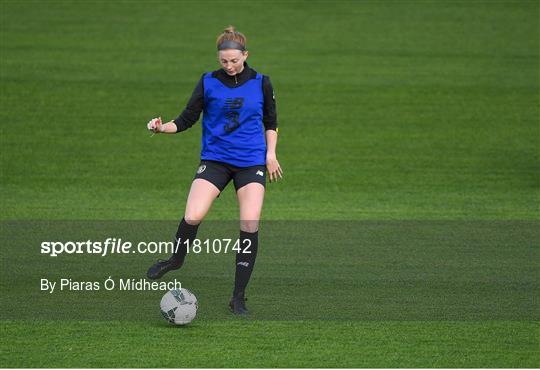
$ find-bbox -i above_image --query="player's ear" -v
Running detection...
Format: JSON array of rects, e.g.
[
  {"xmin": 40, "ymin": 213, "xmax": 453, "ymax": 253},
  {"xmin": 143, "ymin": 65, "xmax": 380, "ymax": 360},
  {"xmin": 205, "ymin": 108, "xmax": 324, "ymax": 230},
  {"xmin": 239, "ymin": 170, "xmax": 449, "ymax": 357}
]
[{"xmin": 243, "ymin": 51, "xmax": 249, "ymax": 60}]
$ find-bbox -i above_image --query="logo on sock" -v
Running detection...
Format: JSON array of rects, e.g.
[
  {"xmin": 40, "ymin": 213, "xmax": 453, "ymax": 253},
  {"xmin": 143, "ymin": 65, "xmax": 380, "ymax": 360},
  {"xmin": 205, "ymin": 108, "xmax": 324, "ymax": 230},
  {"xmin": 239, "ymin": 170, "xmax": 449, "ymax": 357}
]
[{"xmin": 237, "ymin": 262, "xmax": 249, "ymax": 267}]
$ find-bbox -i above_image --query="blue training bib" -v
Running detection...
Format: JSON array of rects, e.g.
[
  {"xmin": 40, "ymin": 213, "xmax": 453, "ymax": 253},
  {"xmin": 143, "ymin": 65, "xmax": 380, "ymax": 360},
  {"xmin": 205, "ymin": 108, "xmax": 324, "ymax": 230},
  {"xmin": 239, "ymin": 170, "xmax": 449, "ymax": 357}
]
[{"xmin": 201, "ymin": 72, "xmax": 266, "ymax": 167}]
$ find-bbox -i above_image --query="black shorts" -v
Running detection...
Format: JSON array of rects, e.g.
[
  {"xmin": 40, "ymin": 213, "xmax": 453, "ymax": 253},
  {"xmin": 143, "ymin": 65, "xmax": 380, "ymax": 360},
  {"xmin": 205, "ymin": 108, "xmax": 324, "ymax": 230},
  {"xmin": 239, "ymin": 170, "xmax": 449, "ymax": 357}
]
[{"xmin": 193, "ymin": 160, "xmax": 266, "ymax": 192}]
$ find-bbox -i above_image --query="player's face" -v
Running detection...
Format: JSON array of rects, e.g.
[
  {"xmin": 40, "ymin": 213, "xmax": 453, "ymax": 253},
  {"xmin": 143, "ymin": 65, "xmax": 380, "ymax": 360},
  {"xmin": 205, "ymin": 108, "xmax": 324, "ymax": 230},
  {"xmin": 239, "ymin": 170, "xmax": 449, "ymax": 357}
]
[{"xmin": 218, "ymin": 49, "xmax": 248, "ymax": 76}]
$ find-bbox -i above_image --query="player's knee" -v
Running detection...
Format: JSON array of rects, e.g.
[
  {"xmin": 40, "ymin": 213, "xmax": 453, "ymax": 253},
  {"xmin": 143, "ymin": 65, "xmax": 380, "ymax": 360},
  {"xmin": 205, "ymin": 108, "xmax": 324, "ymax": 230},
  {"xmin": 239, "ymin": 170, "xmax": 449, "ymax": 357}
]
[
  {"xmin": 240, "ymin": 220, "xmax": 259, "ymax": 233},
  {"xmin": 184, "ymin": 218, "xmax": 202, "ymax": 226},
  {"xmin": 184, "ymin": 210, "xmax": 205, "ymax": 225}
]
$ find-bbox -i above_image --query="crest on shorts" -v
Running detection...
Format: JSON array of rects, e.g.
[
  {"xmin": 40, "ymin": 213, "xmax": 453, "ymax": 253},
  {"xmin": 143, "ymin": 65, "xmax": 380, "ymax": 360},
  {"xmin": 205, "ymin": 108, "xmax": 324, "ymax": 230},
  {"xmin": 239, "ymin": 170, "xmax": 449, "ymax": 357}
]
[{"xmin": 197, "ymin": 165, "xmax": 206, "ymax": 174}]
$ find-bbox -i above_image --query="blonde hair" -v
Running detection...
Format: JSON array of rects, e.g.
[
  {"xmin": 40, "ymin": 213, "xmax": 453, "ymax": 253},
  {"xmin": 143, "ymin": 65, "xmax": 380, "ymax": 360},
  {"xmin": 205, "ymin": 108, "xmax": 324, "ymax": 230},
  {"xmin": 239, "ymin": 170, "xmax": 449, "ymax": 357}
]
[{"xmin": 216, "ymin": 25, "xmax": 247, "ymax": 49}]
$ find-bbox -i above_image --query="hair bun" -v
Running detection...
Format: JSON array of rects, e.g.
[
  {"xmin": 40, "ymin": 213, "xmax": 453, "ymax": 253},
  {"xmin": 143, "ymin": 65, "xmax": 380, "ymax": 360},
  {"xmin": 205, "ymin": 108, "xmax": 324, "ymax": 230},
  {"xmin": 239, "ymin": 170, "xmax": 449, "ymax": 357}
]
[{"xmin": 216, "ymin": 26, "xmax": 246, "ymax": 49}]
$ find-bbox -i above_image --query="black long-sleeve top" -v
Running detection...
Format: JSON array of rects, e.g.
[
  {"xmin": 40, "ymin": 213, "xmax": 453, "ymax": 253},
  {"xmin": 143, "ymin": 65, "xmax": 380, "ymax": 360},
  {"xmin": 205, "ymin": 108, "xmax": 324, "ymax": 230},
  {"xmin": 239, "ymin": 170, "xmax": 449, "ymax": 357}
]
[{"xmin": 173, "ymin": 63, "xmax": 277, "ymax": 132}]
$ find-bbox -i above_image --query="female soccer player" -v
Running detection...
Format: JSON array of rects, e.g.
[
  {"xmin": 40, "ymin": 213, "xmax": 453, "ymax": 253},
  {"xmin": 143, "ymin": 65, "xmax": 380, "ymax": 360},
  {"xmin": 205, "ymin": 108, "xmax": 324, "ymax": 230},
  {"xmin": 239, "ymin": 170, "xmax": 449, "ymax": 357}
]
[{"xmin": 146, "ymin": 26, "xmax": 282, "ymax": 315}]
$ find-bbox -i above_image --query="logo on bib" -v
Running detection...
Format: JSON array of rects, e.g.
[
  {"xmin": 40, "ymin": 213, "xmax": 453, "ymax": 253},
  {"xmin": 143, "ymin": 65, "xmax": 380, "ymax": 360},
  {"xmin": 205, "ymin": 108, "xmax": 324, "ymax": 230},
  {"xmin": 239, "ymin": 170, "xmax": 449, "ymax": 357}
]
[{"xmin": 224, "ymin": 97, "xmax": 245, "ymax": 133}]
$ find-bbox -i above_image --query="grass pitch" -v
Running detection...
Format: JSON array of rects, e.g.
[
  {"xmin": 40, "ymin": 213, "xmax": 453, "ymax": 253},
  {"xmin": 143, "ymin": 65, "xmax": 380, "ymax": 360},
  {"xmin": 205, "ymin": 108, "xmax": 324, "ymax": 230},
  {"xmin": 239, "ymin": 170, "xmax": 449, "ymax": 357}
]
[{"xmin": 1, "ymin": 0, "xmax": 539, "ymax": 367}]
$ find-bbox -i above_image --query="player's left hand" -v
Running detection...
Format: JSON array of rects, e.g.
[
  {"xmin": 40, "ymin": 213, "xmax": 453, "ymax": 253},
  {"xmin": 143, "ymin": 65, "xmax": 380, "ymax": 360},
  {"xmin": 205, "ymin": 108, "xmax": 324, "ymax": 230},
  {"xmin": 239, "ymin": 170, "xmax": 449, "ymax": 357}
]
[{"xmin": 266, "ymin": 153, "xmax": 283, "ymax": 182}]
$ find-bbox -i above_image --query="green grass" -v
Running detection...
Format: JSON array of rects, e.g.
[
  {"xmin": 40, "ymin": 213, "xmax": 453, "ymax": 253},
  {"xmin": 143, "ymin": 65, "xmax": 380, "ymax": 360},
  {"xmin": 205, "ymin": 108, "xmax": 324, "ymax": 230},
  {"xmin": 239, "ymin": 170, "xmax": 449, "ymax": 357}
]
[
  {"xmin": 1, "ymin": 0, "xmax": 538, "ymax": 220},
  {"xmin": 1, "ymin": 220, "xmax": 538, "ymax": 367},
  {"xmin": 1, "ymin": 0, "xmax": 539, "ymax": 367},
  {"xmin": 2, "ymin": 321, "xmax": 538, "ymax": 368}
]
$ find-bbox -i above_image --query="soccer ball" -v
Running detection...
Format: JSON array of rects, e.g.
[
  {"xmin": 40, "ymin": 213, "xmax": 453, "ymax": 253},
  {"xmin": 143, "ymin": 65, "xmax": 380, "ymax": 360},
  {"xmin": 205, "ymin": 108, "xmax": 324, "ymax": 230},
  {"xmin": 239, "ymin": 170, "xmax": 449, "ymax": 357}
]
[{"xmin": 160, "ymin": 288, "xmax": 198, "ymax": 325}]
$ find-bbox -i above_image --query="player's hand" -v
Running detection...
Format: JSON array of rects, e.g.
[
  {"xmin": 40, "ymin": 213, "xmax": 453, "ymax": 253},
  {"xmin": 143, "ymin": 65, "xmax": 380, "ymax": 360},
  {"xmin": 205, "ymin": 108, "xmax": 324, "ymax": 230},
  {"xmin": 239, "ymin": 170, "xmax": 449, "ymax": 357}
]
[
  {"xmin": 266, "ymin": 153, "xmax": 283, "ymax": 182},
  {"xmin": 147, "ymin": 117, "xmax": 162, "ymax": 133}
]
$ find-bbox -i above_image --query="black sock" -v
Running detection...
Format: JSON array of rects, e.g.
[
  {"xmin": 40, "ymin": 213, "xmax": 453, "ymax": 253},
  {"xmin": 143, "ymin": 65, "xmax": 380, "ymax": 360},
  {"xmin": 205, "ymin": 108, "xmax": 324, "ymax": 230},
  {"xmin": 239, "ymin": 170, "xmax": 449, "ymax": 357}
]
[
  {"xmin": 233, "ymin": 230, "xmax": 259, "ymax": 297},
  {"xmin": 171, "ymin": 218, "xmax": 199, "ymax": 264}
]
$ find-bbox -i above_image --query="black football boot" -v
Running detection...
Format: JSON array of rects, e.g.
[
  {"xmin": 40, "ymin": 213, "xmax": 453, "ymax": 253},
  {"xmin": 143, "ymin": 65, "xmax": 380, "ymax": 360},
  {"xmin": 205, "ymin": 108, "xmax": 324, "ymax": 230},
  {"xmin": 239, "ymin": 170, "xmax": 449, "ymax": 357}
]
[
  {"xmin": 147, "ymin": 257, "xmax": 182, "ymax": 280},
  {"xmin": 229, "ymin": 293, "xmax": 249, "ymax": 315}
]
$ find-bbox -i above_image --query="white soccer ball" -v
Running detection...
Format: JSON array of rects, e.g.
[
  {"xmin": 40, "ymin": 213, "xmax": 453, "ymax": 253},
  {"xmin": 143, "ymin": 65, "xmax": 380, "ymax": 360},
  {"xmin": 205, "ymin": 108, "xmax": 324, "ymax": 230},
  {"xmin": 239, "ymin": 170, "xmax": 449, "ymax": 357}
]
[{"xmin": 160, "ymin": 288, "xmax": 198, "ymax": 325}]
